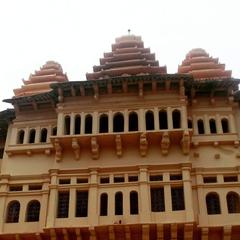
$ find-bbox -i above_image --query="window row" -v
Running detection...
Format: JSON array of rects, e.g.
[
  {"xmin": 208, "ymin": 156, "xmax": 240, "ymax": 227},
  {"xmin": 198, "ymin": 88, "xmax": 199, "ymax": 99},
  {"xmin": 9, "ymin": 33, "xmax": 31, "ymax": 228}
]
[
  {"xmin": 17, "ymin": 126, "xmax": 57, "ymax": 144},
  {"xmin": 63, "ymin": 109, "xmax": 182, "ymax": 135},
  {"xmin": 193, "ymin": 118, "xmax": 230, "ymax": 135},
  {"xmin": 206, "ymin": 191, "xmax": 240, "ymax": 214},
  {"xmin": 6, "ymin": 200, "xmax": 40, "ymax": 223}
]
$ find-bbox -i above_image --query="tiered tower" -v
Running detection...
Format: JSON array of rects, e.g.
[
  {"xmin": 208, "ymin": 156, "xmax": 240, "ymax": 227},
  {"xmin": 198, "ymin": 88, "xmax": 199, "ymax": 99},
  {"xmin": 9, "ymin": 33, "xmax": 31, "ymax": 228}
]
[
  {"xmin": 14, "ymin": 61, "xmax": 68, "ymax": 97},
  {"xmin": 86, "ymin": 35, "xmax": 166, "ymax": 80},
  {"xmin": 178, "ymin": 48, "xmax": 232, "ymax": 80}
]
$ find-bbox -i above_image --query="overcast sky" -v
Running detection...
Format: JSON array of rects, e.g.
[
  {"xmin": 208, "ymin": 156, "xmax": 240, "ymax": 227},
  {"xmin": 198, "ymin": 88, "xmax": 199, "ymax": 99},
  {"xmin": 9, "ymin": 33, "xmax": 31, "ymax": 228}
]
[{"xmin": 0, "ymin": 0, "xmax": 239, "ymax": 110}]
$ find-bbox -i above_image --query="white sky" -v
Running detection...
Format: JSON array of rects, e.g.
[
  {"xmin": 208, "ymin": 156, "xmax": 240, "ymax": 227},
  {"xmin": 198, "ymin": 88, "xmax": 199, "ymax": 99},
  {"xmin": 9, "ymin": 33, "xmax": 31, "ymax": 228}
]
[{"xmin": 0, "ymin": 0, "xmax": 239, "ymax": 110}]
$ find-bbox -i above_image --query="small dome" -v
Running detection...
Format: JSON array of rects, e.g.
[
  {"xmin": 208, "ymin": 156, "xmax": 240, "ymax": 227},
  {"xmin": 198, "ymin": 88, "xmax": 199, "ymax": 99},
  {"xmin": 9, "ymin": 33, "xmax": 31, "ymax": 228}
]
[
  {"xmin": 178, "ymin": 49, "xmax": 232, "ymax": 80},
  {"xmin": 14, "ymin": 61, "xmax": 68, "ymax": 97},
  {"xmin": 86, "ymin": 34, "xmax": 166, "ymax": 80}
]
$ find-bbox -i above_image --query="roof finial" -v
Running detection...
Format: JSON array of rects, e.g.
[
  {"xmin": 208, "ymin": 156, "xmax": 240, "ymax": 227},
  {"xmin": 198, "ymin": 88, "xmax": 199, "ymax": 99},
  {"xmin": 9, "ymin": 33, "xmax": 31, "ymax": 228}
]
[{"xmin": 128, "ymin": 29, "xmax": 131, "ymax": 35}]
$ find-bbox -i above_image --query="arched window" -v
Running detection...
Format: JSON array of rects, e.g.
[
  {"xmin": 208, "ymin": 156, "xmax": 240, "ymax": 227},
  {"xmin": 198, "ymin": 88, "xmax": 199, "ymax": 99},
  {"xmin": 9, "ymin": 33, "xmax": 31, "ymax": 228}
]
[
  {"xmin": 99, "ymin": 114, "xmax": 108, "ymax": 133},
  {"xmin": 29, "ymin": 129, "xmax": 36, "ymax": 143},
  {"xmin": 17, "ymin": 130, "xmax": 25, "ymax": 144},
  {"xmin": 145, "ymin": 111, "xmax": 154, "ymax": 130},
  {"xmin": 85, "ymin": 115, "xmax": 93, "ymax": 134},
  {"xmin": 26, "ymin": 200, "xmax": 40, "ymax": 222},
  {"xmin": 129, "ymin": 112, "xmax": 138, "ymax": 132},
  {"xmin": 197, "ymin": 119, "xmax": 205, "ymax": 134},
  {"xmin": 75, "ymin": 115, "xmax": 81, "ymax": 134},
  {"xmin": 6, "ymin": 201, "xmax": 20, "ymax": 223},
  {"xmin": 206, "ymin": 192, "xmax": 221, "ymax": 214},
  {"xmin": 52, "ymin": 127, "xmax": 57, "ymax": 136},
  {"xmin": 40, "ymin": 128, "xmax": 47, "ymax": 143},
  {"xmin": 100, "ymin": 193, "xmax": 108, "ymax": 216},
  {"xmin": 159, "ymin": 110, "xmax": 168, "ymax": 129},
  {"xmin": 221, "ymin": 118, "xmax": 229, "ymax": 133},
  {"xmin": 188, "ymin": 119, "xmax": 192, "ymax": 129},
  {"xmin": 172, "ymin": 110, "xmax": 181, "ymax": 129},
  {"xmin": 113, "ymin": 113, "xmax": 124, "ymax": 132},
  {"xmin": 115, "ymin": 192, "xmax": 123, "ymax": 215},
  {"xmin": 130, "ymin": 191, "xmax": 138, "ymax": 215},
  {"xmin": 209, "ymin": 119, "xmax": 217, "ymax": 134},
  {"xmin": 64, "ymin": 116, "xmax": 70, "ymax": 135},
  {"xmin": 227, "ymin": 192, "xmax": 240, "ymax": 213}
]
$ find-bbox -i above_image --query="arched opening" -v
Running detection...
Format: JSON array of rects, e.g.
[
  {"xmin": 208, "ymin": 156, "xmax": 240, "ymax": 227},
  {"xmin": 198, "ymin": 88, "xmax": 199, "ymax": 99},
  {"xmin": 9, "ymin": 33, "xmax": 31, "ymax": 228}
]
[
  {"xmin": 188, "ymin": 119, "xmax": 192, "ymax": 129},
  {"xmin": 209, "ymin": 119, "xmax": 217, "ymax": 134},
  {"xmin": 206, "ymin": 192, "xmax": 221, "ymax": 214},
  {"xmin": 74, "ymin": 115, "xmax": 81, "ymax": 134},
  {"xmin": 99, "ymin": 114, "xmax": 108, "ymax": 133},
  {"xmin": 26, "ymin": 200, "xmax": 40, "ymax": 222},
  {"xmin": 227, "ymin": 192, "xmax": 240, "ymax": 213},
  {"xmin": 221, "ymin": 118, "xmax": 229, "ymax": 133},
  {"xmin": 115, "ymin": 192, "xmax": 123, "ymax": 215},
  {"xmin": 17, "ymin": 130, "xmax": 25, "ymax": 144},
  {"xmin": 172, "ymin": 109, "xmax": 181, "ymax": 129},
  {"xmin": 113, "ymin": 113, "xmax": 124, "ymax": 132},
  {"xmin": 40, "ymin": 128, "xmax": 47, "ymax": 143},
  {"xmin": 100, "ymin": 193, "xmax": 108, "ymax": 216},
  {"xmin": 29, "ymin": 129, "xmax": 36, "ymax": 143},
  {"xmin": 52, "ymin": 127, "xmax": 57, "ymax": 136},
  {"xmin": 129, "ymin": 112, "xmax": 138, "ymax": 132},
  {"xmin": 145, "ymin": 111, "xmax": 154, "ymax": 130},
  {"xmin": 197, "ymin": 119, "xmax": 205, "ymax": 134},
  {"xmin": 6, "ymin": 201, "xmax": 20, "ymax": 223},
  {"xmin": 64, "ymin": 115, "xmax": 70, "ymax": 135},
  {"xmin": 159, "ymin": 110, "xmax": 168, "ymax": 129},
  {"xmin": 85, "ymin": 115, "xmax": 93, "ymax": 134},
  {"xmin": 130, "ymin": 191, "xmax": 138, "ymax": 215}
]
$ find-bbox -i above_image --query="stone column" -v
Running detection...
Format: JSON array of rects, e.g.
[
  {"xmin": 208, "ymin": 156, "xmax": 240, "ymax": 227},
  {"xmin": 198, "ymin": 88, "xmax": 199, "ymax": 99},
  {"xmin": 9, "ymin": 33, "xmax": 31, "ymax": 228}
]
[
  {"xmin": 81, "ymin": 112, "xmax": 85, "ymax": 134},
  {"xmin": 88, "ymin": 169, "xmax": 98, "ymax": 226},
  {"xmin": 35, "ymin": 126, "xmax": 40, "ymax": 143},
  {"xmin": 154, "ymin": 107, "xmax": 159, "ymax": 130},
  {"xmin": 47, "ymin": 125, "xmax": 52, "ymax": 142},
  {"xmin": 92, "ymin": 111, "xmax": 98, "ymax": 134},
  {"xmin": 167, "ymin": 107, "xmax": 173, "ymax": 130},
  {"xmin": 139, "ymin": 109, "xmax": 145, "ymax": 132},
  {"xmin": 163, "ymin": 173, "xmax": 172, "ymax": 213},
  {"xmin": 70, "ymin": 113, "xmax": 75, "ymax": 135},
  {"xmin": 181, "ymin": 106, "xmax": 188, "ymax": 129},
  {"xmin": 69, "ymin": 188, "xmax": 76, "ymax": 219},
  {"xmin": 57, "ymin": 112, "xmax": 64, "ymax": 136},
  {"xmin": 229, "ymin": 114, "xmax": 236, "ymax": 133},
  {"xmin": 139, "ymin": 167, "xmax": 151, "ymax": 223},
  {"xmin": 109, "ymin": 111, "xmax": 113, "ymax": 133},
  {"xmin": 216, "ymin": 114, "xmax": 223, "ymax": 134},
  {"xmin": 0, "ymin": 176, "xmax": 9, "ymax": 232},
  {"xmin": 46, "ymin": 169, "xmax": 58, "ymax": 228},
  {"xmin": 192, "ymin": 115, "xmax": 198, "ymax": 135},
  {"xmin": 203, "ymin": 114, "xmax": 210, "ymax": 134},
  {"xmin": 23, "ymin": 127, "xmax": 29, "ymax": 144},
  {"xmin": 182, "ymin": 166, "xmax": 194, "ymax": 222},
  {"xmin": 39, "ymin": 177, "xmax": 50, "ymax": 229},
  {"xmin": 124, "ymin": 110, "xmax": 128, "ymax": 132}
]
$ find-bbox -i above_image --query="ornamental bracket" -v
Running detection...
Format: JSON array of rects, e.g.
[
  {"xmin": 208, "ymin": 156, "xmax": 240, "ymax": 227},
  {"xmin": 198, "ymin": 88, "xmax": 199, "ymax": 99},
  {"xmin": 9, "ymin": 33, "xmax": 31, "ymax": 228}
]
[
  {"xmin": 115, "ymin": 134, "xmax": 122, "ymax": 157},
  {"xmin": 161, "ymin": 132, "xmax": 170, "ymax": 155},
  {"xmin": 54, "ymin": 139, "xmax": 62, "ymax": 162},
  {"xmin": 91, "ymin": 137, "xmax": 99, "ymax": 160},
  {"xmin": 139, "ymin": 132, "xmax": 148, "ymax": 157},
  {"xmin": 72, "ymin": 138, "xmax": 80, "ymax": 160}
]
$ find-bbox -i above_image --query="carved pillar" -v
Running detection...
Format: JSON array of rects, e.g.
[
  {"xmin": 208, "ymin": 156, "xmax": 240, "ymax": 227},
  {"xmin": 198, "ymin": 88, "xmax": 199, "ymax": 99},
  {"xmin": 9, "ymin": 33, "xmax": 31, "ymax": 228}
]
[
  {"xmin": 182, "ymin": 166, "xmax": 194, "ymax": 222},
  {"xmin": 139, "ymin": 109, "xmax": 145, "ymax": 132},
  {"xmin": 69, "ymin": 188, "xmax": 76, "ymax": 218},
  {"xmin": 81, "ymin": 113, "xmax": 85, "ymax": 134},
  {"xmin": 139, "ymin": 167, "xmax": 151, "ymax": 223},
  {"xmin": 203, "ymin": 114, "xmax": 210, "ymax": 134},
  {"xmin": 192, "ymin": 115, "xmax": 198, "ymax": 135},
  {"xmin": 124, "ymin": 110, "xmax": 128, "ymax": 132},
  {"xmin": 216, "ymin": 114, "xmax": 223, "ymax": 134},
  {"xmin": 229, "ymin": 114, "xmax": 236, "ymax": 133},
  {"xmin": 46, "ymin": 169, "xmax": 58, "ymax": 228},
  {"xmin": 70, "ymin": 113, "xmax": 75, "ymax": 135},
  {"xmin": 0, "ymin": 176, "xmax": 8, "ymax": 232},
  {"xmin": 109, "ymin": 110, "xmax": 113, "ymax": 133},
  {"xmin": 57, "ymin": 112, "xmax": 64, "ymax": 136},
  {"xmin": 154, "ymin": 107, "xmax": 159, "ymax": 130},
  {"xmin": 163, "ymin": 173, "xmax": 172, "ymax": 213},
  {"xmin": 23, "ymin": 127, "xmax": 29, "ymax": 144},
  {"xmin": 88, "ymin": 170, "xmax": 98, "ymax": 226},
  {"xmin": 181, "ymin": 106, "xmax": 188, "ymax": 129},
  {"xmin": 93, "ymin": 111, "xmax": 98, "ymax": 134},
  {"xmin": 167, "ymin": 107, "xmax": 173, "ymax": 130}
]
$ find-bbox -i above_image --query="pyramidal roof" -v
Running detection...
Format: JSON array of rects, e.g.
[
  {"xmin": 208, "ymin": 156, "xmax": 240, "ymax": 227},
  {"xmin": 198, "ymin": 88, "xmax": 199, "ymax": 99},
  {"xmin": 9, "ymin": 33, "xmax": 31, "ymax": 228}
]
[
  {"xmin": 178, "ymin": 48, "xmax": 232, "ymax": 80},
  {"xmin": 86, "ymin": 34, "xmax": 167, "ymax": 80},
  {"xmin": 14, "ymin": 61, "xmax": 68, "ymax": 97}
]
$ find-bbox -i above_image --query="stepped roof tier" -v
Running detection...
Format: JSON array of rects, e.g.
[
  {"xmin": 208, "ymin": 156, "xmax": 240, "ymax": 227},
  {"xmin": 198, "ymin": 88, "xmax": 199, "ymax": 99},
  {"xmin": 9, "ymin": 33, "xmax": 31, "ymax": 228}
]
[
  {"xmin": 14, "ymin": 61, "xmax": 68, "ymax": 97},
  {"xmin": 178, "ymin": 48, "xmax": 232, "ymax": 80},
  {"xmin": 86, "ymin": 35, "xmax": 167, "ymax": 80}
]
